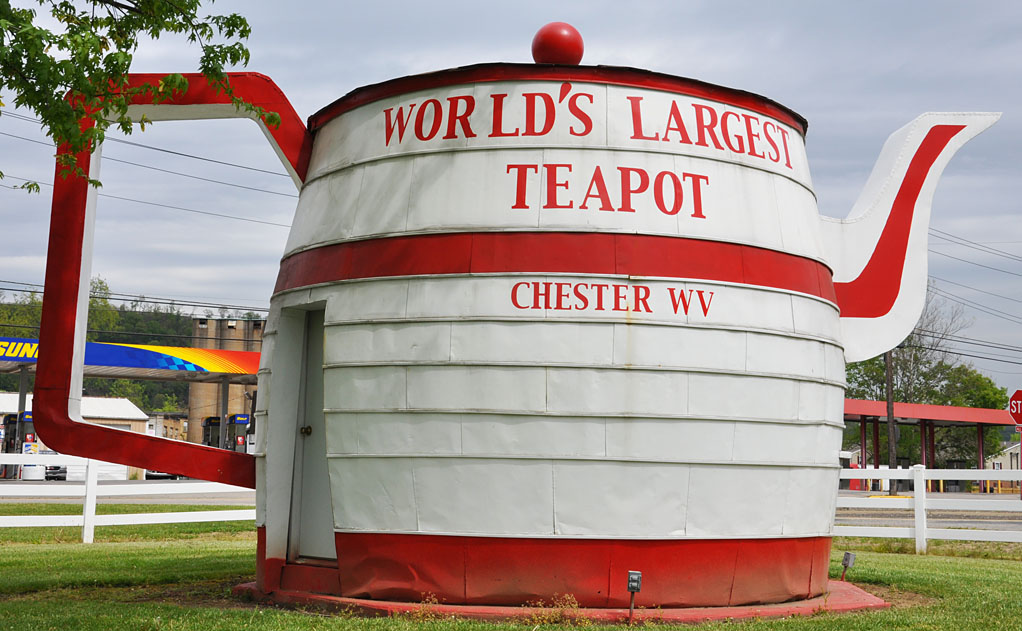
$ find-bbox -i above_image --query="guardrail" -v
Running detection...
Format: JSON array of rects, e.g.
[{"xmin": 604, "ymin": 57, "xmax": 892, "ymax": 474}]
[
  {"xmin": 838, "ymin": 465, "xmax": 1022, "ymax": 552},
  {"xmin": 0, "ymin": 453, "xmax": 255, "ymax": 543}
]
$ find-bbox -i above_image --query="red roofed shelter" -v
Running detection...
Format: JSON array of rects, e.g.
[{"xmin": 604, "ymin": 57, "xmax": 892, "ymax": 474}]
[{"xmin": 844, "ymin": 398, "xmax": 1015, "ymax": 492}]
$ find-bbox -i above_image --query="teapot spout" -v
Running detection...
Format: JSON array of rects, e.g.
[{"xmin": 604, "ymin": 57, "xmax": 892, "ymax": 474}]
[{"xmin": 822, "ymin": 112, "xmax": 999, "ymax": 362}]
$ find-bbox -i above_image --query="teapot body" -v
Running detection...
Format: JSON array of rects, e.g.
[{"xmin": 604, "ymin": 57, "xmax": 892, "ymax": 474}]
[{"xmin": 258, "ymin": 64, "xmax": 842, "ymax": 606}]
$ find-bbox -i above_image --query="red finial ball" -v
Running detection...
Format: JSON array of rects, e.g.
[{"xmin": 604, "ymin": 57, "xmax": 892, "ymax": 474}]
[{"xmin": 532, "ymin": 22, "xmax": 584, "ymax": 65}]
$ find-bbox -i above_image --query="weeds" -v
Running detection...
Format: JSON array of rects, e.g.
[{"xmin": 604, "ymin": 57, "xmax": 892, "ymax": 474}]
[
  {"xmin": 524, "ymin": 593, "xmax": 592, "ymax": 626},
  {"xmin": 406, "ymin": 592, "xmax": 452, "ymax": 622}
]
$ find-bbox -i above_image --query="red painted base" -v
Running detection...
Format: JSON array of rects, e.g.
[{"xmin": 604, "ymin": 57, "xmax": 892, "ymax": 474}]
[
  {"xmin": 234, "ymin": 580, "xmax": 889, "ymax": 623},
  {"xmin": 332, "ymin": 532, "xmax": 832, "ymax": 607},
  {"xmin": 255, "ymin": 529, "xmax": 834, "ymax": 608}
]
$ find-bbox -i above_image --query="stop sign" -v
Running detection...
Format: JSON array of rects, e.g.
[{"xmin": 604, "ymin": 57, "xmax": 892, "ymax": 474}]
[{"xmin": 1010, "ymin": 390, "xmax": 1022, "ymax": 425}]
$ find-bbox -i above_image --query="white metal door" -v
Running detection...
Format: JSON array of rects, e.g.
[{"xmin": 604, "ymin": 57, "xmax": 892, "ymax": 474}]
[{"xmin": 287, "ymin": 309, "xmax": 336, "ymax": 560}]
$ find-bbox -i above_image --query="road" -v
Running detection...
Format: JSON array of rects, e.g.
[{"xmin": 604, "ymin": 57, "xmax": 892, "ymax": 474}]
[{"xmin": 837, "ymin": 490, "xmax": 1022, "ymax": 532}]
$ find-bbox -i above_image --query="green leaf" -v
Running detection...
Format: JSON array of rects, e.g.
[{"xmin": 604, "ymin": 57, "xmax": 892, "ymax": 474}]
[{"xmin": 1, "ymin": 1, "xmax": 256, "ymax": 186}]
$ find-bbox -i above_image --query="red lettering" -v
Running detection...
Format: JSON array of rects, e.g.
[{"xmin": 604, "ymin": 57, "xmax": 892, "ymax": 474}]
[
  {"xmin": 490, "ymin": 94, "xmax": 520, "ymax": 137},
  {"xmin": 524, "ymin": 92, "xmax": 555, "ymax": 136},
  {"xmin": 506, "ymin": 164, "xmax": 539, "ymax": 209},
  {"xmin": 720, "ymin": 111, "xmax": 745, "ymax": 153},
  {"xmin": 554, "ymin": 282, "xmax": 571, "ymax": 310},
  {"xmin": 668, "ymin": 288, "xmax": 694, "ymax": 315},
  {"xmin": 383, "ymin": 103, "xmax": 415, "ymax": 145},
  {"xmin": 667, "ymin": 288, "xmax": 713, "ymax": 316},
  {"xmin": 613, "ymin": 284, "xmax": 629, "ymax": 311},
  {"xmin": 779, "ymin": 128, "xmax": 793, "ymax": 169},
  {"xmin": 662, "ymin": 101, "xmax": 693, "ymax": 144},
  {"xmin": 568, "ymin": 93, "xmax": 594, "ymax": 136},
  {"xmin": 618, "ymin": 167, "xmax": 650, "ymax": 213},
  {"xmin": 579, "ymin": 166, "xmax": 614, "ymax": 211},
  {"xmin": 533, "ymin": 282, "xmax": 552, "ymax": 309},
  {"xmin": 592, "ymin": 284, "xmax": 609, "ymax": 311},
  {"xmin": 692, "ymin": 104, "xmax": 725, "ymax": 150},
  {"xmin": 742, "ymin": 114, "xmax": 764, "ymax": 159},
  {"xmin": 414, "ymin": 99, "xmax": 442, "ymax": 141},
  {"xmin": 763, "ymin": 121, "xmax": 781, "ymax": 162},
  {"xmin": 653, "ymin": 171, "xmax": 683, "ymax": 215},
  {"xmin": 511, "ymin": 282, "xmax": 529, "ymax": 309},
  {"xmin": 443, "ymin": 96, "xmax": 476, "ymax": 139},
  {"xmin": 573, "ymin": 283, "xmax": 590, "ymax": 310},
  {"xmin": 683, "ymin": 172, "xmax": 709, "ymax": 219},
  {"xmin": 634, "ymin": 285, "xmax": 652, "ymax": 313},
  {"xmin": 696, "ymin": 290, "xmax": 714, "ymax": 316},
  {"xmin": 627, "ymin": 96, "xmax": 660, "ymax": 141},
  {"xmin": 543, "ymin": 164, "xmax": 573, "ymax": 209}
]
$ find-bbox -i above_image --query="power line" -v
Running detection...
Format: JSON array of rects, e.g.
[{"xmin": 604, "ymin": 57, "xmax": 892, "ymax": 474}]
[
  {"xmin": 914, "ymin": 329, "xmax": 1022, "ymax": 354},
  {"xmin": 0, "ymin": 174, "xmax": 291, "ymax": 228},
  {"xmin": 930, "ymin": 287, "xmax": 1022, "ymax": 326},
  {"xmin": 930, "ymin": 228, "xmax": 1022, "ymax": 264},
  {"xmin": 105, "ymin": 136, "xmax": 293, "ymax": 178},
  {"xmin": 0, "ymin": 286, "xmax": 270, "ymax": 314},
  {"xmin": 981, "ymin": 367, "xmax": 1022, "ymax": 375},
  {"xmin": 930, "ymin": 276, "xmax": 1022, "ymax": 306},
  {"xmin": 929, "ymin": 249, "xmax": 1022, "ymax": 279},
  {"xmin": 914, "ymin": 335, "xmax": 1022, "ymax": 358},
  {"xmin": 0, "ymin": 322, "xmax": 263, "ymax": 344},
  {"xmin": 103, "ymin": 156, "xmax": 298, "ymax": 198},
  {"xmin": 1, "ymin": 110, "xmax": 291, "ymax": 177},
  {"xmin": 945, "ymin": 346, "xmax": 1022, "ymax": 362},
  {"xmin": 0, "ymin": 279, "xmax": 270, "ymax": 309},
  {"xmin": 901, "ymin": 344, "xmax": 1022, "ymax": 367},
  {"xmin": 0, "ymin": 280, "xmax": 270, "ymax": 312},
  {"xmin": 931, "ymin": 286, "xmax": 1022, "ymax": 322},
  {"xmin": 0, "ymin": 129, "xmax": 297, "ymax": 198}
]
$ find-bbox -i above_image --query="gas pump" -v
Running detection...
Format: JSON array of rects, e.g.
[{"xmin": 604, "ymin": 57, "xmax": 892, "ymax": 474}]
[
  {"xmin": 244, "ymin": 416, "xmax": 256, "ymax": 454},
  {"xmin": 2, "ymin": 412, "xmax": 37, "ymax": 479},
  {"xmin": 1, "ymin": 414, "xmax": 18, "ymax": 479},
  {"xmin": 201, "ymin": 415, "xmax": 250, "ymax": 451},
  {"xmin": 201, "ymin": 416, "xmax": 220, "ymax": 448},
  {"xmin": 227, "ymin": 415, "xmax": 251, "ymax": 453}
]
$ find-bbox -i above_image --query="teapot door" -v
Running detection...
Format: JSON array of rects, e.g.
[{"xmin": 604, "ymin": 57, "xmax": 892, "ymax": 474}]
[{"xmin": 287, "ymin": 309, "xmax": 336, "ymax": 561}]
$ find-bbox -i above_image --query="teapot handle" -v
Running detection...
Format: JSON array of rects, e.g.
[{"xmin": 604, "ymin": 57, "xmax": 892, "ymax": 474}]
[{"xmin": 33, "ymin": 73, "xmax": 309, "ymax": 488}]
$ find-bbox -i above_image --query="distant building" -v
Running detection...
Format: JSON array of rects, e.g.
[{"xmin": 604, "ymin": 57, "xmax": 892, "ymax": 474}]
[
  {"xmin": 187, "ymin": 318, "xmax": 263, "ymax": 444},
  {"xmin": 0, "ymin": 392, "xmax": 149, "ymax": 479},
  {"xmin": 148, "ymin": 412, "xmax": 187, "ymax": 442},
  {"xmin": 987, "ymin": 443, "xmax": 1020, "ymax": 470}
]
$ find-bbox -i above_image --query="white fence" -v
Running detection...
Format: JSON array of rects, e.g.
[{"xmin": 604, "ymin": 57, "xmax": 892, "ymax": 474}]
[
  {"xmin": 0, "ymin": 453, "xmax": 255, "ymax": 543},
  {"xmin": 4, "ymin": 456, "xmax": 1019, "ymax": 552},
  {"xmin": 838, "ymin": 465, "xmax": 1022, "ymax": 553}
]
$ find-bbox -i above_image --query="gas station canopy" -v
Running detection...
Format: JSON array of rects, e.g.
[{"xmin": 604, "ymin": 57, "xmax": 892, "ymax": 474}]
[{"xmin": 0, "ymin": 337, "xmax": 259, "ymax": 384}]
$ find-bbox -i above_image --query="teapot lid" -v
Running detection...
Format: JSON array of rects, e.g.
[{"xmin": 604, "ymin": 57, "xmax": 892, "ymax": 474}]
[{"xmin": 308, "ymin": 24, "xmax": 807, "ymax": 135}]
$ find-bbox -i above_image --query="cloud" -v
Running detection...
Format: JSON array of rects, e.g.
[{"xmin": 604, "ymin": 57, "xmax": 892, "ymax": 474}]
[{"xmin": 3, "ymin": 0, "xmax": 1021, "ymax": 386}]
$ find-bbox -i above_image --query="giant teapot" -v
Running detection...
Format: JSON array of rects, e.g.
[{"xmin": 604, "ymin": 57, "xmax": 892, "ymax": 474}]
[{"xmin": 35, "ymin": 26, "xmax": 997, "ymax": 608}]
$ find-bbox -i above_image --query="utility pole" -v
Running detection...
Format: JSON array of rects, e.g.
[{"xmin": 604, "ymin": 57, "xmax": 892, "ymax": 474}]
[{"xmin": 885, "ymin": 351, "xmax": 898, "ymax": 495}]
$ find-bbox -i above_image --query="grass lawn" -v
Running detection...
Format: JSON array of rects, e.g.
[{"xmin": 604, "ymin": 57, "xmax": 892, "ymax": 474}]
[{"xmin": 1, "ymin": 512, "xmax": 1021, "ymax": 630}]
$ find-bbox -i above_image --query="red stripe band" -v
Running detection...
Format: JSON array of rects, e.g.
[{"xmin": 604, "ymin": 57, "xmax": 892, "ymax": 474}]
[{"xmin": 274, "ymin": 232, "xmax": 837, "ymax": 303}]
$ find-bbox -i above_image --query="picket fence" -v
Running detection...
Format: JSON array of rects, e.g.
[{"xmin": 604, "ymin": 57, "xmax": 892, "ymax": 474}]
[
  {"xmin": 838, "ymin": 465, "xmax": 1022, "ymax": 553},
  {"xmin": 0, "ymin": 453, "xmax": 254, "ymax": 543},
  {"xmin": 3, "ymin": 455, "xmax": 1021, "ymax": 552}
]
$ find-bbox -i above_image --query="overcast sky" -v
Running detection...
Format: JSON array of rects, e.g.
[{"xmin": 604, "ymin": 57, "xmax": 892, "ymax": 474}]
[{"xmin": 2, "ymin": 1, "xmax": 1021, "ymax": 390}]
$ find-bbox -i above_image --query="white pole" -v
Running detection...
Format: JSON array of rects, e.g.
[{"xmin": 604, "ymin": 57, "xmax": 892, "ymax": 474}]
[
  {"xmin": 912, "ymin": 464, "xmax": 927, "ymax": 554},
  {"xmin": 82, "ymin": 458, "xmax": 98, "ymax": 544}
]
